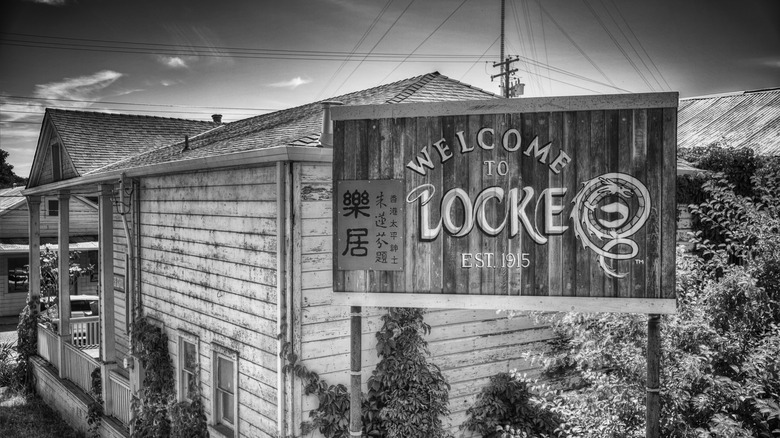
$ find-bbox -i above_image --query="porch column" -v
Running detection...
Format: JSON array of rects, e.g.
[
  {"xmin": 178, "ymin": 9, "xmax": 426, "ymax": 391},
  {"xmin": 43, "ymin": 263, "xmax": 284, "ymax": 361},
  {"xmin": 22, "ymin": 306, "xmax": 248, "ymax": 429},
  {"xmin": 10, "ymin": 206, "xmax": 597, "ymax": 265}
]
[
  {"xmin": 58, "ymin": 191, "xmax": 71, "ymax": 379},
  {"xmin": 98, "ymin": 184, "xmax": 118, "ymax": 405},
  {"xmin": 27, "ymin": 196, "xmax": 41, "ymax": 310}
]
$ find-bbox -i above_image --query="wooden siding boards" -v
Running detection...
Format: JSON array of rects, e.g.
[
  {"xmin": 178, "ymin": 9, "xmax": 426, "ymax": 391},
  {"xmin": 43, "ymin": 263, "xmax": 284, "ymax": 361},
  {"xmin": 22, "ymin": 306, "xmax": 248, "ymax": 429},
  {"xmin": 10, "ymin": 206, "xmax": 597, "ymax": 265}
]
[
  {"xmin": 296, "ymin": 163, "xmax": 551, "ymax": 436},
  {"xmin": 137, "ymin": 166, "xmax": 280, "ymax": 438}
]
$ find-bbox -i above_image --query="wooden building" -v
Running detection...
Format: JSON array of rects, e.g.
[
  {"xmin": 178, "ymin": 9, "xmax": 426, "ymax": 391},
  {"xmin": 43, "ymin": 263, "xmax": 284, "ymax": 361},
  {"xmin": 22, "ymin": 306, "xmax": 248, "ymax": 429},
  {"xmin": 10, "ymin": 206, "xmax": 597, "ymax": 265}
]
[
  {"xmin": 1, "ymin": 185, "xmax": 99, "ymax": 317},
  {"xmin": 23, "ymin": 73, "xmax": 559, "ymax": 438}
]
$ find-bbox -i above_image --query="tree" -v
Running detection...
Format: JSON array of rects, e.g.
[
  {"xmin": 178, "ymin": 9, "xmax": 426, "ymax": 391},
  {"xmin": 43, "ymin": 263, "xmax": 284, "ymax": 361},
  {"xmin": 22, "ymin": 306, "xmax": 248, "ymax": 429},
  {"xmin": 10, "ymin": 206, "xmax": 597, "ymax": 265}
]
[{"xmin": 1, "ymin": 148, "xmax": 28, "ymax": 188}]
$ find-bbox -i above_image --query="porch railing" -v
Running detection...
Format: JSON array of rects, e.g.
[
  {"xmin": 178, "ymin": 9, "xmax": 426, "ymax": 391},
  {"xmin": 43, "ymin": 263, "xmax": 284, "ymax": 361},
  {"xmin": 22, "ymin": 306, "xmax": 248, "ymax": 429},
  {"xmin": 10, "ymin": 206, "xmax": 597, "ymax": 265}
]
[
  {"xmin": 62, "ymin": 341, "xmax": 100, "ymax": 395},
  {"xmin": 37, "ymin": 323, "xmax": 60, "ymax": 370},
  {"xmin": 69, "ymin": 316, "xmax": 100, "ymax": 349},
  {"xmin": 107, "ymin": 369, "xmax": 132, "ymax": 426}
]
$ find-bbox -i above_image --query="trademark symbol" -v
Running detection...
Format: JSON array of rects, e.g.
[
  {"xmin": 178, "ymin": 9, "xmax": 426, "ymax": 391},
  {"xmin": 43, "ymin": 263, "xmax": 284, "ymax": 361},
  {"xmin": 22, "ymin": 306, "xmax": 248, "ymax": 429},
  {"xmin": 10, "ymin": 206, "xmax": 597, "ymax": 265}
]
[{"xmin": 634, "ymin": 259, "xmax": 645, "ymax": 265}]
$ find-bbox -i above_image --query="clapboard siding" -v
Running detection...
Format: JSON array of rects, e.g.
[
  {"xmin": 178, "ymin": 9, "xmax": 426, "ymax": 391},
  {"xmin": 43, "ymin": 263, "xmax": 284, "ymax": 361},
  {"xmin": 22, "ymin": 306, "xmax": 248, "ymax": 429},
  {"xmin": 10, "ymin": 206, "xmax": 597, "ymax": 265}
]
[
  {"xmin": 0, "ymin": 196, "xmax": 98, "ymax": 238},
  {"xmin": 295, "ymin": 163, "xmax": 551, "ymax": 436},
  {"xmin": 138, "ymin": 166, "xmax": 279, "ymax": 438}
]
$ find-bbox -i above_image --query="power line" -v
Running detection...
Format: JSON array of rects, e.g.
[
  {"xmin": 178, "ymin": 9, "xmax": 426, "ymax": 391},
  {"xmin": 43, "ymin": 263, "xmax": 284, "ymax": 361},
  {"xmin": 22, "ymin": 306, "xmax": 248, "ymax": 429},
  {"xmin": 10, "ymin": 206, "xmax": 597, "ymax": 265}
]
[
  {"xmin": 534, "ymin": 0, "xmax": 619, "ymax": 90},
  {"xmin": 377, "ymin": 0, "xmax": 471, "ymax": 85},
  {"xmin": 0, "ymin": 94, "xmax": 279, "ymax": 111},
  {"xmin": 605, "ymin": 0, "xmax": 670, "ymax": 91},
  {"xmin": 1, "ymin": 108, "xmax": 259, "ymax": 117},
  {"xmin": 582, "ymin": 0, "xmax": 654, "ymax": 91},
  {"xmin": 598, "ymin": 0, "xmax": 663, "ymax": 91},
  {"xmin": 331, "ymin": 0, "xmax": 418, "ymax": 96},
  {"xmin": 317, "ymin": 0, "xmax": 395, "ymax": 99},
  {"xmin": 459, "ymin": 35, "xmax": 500, "ymax": 81}
]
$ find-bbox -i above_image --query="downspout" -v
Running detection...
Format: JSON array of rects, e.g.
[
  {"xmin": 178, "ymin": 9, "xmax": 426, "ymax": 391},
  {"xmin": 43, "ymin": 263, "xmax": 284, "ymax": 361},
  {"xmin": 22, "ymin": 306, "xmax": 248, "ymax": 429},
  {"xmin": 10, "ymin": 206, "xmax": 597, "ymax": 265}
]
[{"xmin": 119, "ymin": 174, "xmax": 135, "ymax": 342}]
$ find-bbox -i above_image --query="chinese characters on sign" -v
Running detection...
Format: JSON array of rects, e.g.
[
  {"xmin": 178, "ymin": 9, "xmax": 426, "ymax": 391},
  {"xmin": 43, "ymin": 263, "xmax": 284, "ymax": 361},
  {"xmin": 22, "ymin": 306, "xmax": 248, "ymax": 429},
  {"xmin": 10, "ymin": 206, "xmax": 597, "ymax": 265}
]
[{"xmin": 337, "ymin": 180, "xmax": 404, "ymax": 271}]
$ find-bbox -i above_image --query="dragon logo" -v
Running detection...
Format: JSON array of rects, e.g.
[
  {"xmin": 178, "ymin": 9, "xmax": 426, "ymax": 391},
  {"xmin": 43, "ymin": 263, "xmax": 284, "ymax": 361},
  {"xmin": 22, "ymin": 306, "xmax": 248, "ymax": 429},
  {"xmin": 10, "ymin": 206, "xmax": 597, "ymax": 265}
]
[{"xmin": 570, "ymin": 173, "xmax": 651, "ymax": 278}]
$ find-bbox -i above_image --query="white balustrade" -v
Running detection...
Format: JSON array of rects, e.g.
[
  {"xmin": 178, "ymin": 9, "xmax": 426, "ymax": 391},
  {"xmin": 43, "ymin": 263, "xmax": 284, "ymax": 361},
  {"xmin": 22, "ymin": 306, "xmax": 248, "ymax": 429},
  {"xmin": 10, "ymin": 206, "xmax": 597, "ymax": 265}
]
[
  {"xmin": 62, "ymin": 341, "xmax": 100, "ymax": 395},
  {"xmin": 69, "ymin": 316, "xmax": 100, "ymax": 349},
  {"xmin": 107, "ymin": 370, "xmax": 132, "ymax": 426},
  {"xmin": 36, "ymin": 323, "xmax": 60, "ymax": 370}
]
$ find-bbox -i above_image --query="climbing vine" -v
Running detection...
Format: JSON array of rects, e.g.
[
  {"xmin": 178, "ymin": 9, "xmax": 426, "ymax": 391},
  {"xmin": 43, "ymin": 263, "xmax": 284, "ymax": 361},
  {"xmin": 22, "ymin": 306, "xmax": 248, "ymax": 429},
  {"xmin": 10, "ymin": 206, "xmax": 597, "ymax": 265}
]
[
  {"xmin": 129, "ymin": 316, "xmax": 208, "ymax": 438},
  {"xmin": 282, "ymin": 308, "xmax": 451, "ymax": 438},
  {"xmin": 131, "ymin": 317, "xmax": 175, "ymax": 437},
  {"xmin": 87, "ymin": 367, "xmax": 104, "ymax": 438}
]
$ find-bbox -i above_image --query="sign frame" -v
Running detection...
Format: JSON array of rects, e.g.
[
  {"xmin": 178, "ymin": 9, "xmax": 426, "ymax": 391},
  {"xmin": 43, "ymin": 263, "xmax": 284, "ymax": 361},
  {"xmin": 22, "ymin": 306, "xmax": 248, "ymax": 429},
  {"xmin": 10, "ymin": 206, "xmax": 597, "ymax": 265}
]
[{"xmin": 331, "ymin": 93, "xmax": 678, "ymax": 314}]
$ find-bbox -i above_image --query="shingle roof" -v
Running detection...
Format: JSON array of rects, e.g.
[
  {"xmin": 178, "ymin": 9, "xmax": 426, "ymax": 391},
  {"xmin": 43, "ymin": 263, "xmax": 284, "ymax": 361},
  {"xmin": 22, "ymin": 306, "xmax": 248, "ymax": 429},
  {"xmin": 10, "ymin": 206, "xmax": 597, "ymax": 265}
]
[
  {"xmin": 0, "ymin": 186, "xmax": 25, "ymax": 214},
  {"xmin": 92, "ymin": 72, "xmax": 498, "ymax": 175},
  {"xmin": 47, "ymin": 109, "xmax": 220, "ymax": 176},
  {"xmin": 678, "ymin": 88, "xmax": 780, "ymax": 156}
]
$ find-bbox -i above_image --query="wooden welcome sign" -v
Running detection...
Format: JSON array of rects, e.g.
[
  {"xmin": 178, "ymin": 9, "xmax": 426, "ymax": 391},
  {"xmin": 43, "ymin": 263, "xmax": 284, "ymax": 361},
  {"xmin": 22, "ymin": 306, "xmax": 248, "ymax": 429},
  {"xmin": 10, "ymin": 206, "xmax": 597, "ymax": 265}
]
[{"xmin": 331, "ymin": 94, "xmax": 678, "ymax": 314}]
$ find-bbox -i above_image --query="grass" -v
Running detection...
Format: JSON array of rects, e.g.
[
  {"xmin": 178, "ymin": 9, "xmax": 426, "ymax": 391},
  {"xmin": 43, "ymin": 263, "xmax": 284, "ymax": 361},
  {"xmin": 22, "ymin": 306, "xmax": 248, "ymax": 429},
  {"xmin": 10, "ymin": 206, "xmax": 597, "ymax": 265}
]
[{"xmin": 0, "ymin": 387, "xmax": 85, "ymax": 438}]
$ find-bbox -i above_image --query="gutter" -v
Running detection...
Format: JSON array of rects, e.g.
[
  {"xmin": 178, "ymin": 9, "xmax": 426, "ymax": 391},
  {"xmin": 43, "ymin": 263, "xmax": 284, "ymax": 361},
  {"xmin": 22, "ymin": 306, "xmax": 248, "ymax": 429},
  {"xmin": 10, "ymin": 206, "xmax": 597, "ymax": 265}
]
[{"xmin": 22, "ymin": 146, "xmax": 333, "ymax": 196}]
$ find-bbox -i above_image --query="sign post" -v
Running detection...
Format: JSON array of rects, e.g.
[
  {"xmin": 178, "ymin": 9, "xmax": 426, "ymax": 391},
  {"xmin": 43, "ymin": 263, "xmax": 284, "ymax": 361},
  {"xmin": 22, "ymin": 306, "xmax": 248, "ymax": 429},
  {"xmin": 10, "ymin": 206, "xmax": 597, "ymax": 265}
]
[{"xmin": 331, "ymin": 94, "xmax": 678, "ymax": 437}]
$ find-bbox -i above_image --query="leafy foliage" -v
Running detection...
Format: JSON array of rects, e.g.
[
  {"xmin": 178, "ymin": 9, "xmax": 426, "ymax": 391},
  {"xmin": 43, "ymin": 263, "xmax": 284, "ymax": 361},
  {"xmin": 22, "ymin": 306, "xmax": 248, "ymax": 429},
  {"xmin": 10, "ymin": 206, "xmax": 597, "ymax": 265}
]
[
  {"xmin": 461, "ymin": 371, "xmax": 561, "ymax": 438},
  {"xmin": 0, "ymin": 147, "xmax": 27, "ymax": 188},
  {"xmin": 131, "ymin": 317, "xmax": 174, "ymax": 437},
  {"xmin": 530, "ymin": 149, "xmax": 780, "ymax": 437},
  {"xmin": 290, "ymin": 308, "xmax": 451, "ymax": 438},
  {"xmin": 87, "ymin": 367, "xmax": 103, "ymax": 438},
  {"xmin": 129, "ymin": 317, "xmax": 208, "ymax": 438},
  {"xmin": 12, "ymin": 247, "xmax": 92, "ymax": 392},
  {"xmin": 678, "ymin": 144, "xmax": 759, "ymax": 197},
  {"xmin": 368, "ymin": 308, "xmax": 452, "ymax": 438}
]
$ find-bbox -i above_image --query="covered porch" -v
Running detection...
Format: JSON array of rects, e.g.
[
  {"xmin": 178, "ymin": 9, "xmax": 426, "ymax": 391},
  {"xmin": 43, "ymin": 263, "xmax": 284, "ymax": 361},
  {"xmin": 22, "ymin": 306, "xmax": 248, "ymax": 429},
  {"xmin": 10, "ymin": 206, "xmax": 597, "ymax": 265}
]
[{"xmin": 26, "ymin": 182, "xmax": 133, "ymax": 435}]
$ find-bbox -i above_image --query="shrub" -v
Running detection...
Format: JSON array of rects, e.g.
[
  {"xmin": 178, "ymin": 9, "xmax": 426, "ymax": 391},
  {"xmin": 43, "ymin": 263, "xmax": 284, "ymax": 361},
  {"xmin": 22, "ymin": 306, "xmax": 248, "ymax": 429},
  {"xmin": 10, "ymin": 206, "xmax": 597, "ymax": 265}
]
[
  {"xmin": 461, "ymin": 371, "xmax": 561, "ymax": 438},
  {"xmin": 531, "ymin": 154, "xmax": 780, "ymax": 437}
]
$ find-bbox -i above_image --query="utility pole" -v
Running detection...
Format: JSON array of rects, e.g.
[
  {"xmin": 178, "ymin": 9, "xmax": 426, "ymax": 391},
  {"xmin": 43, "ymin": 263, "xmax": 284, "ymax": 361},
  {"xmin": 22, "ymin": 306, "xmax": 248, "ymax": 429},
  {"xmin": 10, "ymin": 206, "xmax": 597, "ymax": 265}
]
[{"xmin": 492, "ymin": 0, "xmax": 521, "ymax": 98}]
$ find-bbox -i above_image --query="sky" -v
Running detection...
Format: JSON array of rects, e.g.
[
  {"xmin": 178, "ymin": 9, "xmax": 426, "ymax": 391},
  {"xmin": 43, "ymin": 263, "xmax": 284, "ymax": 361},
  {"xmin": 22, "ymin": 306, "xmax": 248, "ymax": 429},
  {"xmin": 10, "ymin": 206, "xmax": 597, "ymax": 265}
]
[{"xmin": 1, "ymin": 0, "xmax": 778, "ymax": 178}]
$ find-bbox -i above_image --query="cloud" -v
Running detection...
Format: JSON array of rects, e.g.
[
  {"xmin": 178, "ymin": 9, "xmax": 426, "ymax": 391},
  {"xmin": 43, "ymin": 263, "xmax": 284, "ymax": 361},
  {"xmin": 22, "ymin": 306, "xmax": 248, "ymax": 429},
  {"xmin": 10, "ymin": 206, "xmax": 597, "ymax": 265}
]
[
  {"xmin": 33, "ymin": 70, "xmax": 123, "ymax": 105},
  {"xmin": 157, "ymin": 56, "xmax": 189, "ymax": 69},
  {"xmin": 25, "ymin": 0, "xmax": 67, "ymax": 5},
  {"xmin": 268, "ymin": 77, "xmax": 313, "ymax": 89}
]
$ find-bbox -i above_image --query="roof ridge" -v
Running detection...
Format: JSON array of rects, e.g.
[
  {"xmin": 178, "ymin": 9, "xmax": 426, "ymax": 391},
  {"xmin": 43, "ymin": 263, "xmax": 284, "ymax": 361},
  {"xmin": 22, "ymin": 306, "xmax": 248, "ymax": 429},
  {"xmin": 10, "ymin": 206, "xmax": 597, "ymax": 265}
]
[
  {"xmin": 386, "ymin": 72, "xmax": 440, "ymax": 103},
  {"xmin": 46, "ymin": 107, "xmax": 216, "ymax": 124},
  {"xmin": 681, "ymin": 88, "xmax": 780, "ymax": 101}
]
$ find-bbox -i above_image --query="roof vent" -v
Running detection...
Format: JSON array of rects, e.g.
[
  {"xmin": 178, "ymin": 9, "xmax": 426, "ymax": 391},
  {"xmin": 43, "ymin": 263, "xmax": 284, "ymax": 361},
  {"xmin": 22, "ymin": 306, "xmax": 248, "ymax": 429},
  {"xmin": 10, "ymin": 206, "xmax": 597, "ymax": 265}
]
[
  {"xmin": 212, "ymin": 114, "xmax": 223, "ymax": 123},
  {"xmin": 319, "ymin": 101, "xmax": 343, "ymax": 148}
]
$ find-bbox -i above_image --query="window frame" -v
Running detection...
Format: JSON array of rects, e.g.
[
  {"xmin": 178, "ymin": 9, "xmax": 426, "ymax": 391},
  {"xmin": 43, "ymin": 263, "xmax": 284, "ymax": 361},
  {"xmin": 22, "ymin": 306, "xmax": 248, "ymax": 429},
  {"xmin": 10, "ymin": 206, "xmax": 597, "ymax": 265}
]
[
  {"xmin": 177, "ymin": 331, "xmax": 200, "ymax": 402},
  {"xmin": 47, "ymin": 199, "xmax": 59, "ymax": 217},
  {"xmin": 211, "ymin": 343, "xmax": 238, "ymax": 437}
]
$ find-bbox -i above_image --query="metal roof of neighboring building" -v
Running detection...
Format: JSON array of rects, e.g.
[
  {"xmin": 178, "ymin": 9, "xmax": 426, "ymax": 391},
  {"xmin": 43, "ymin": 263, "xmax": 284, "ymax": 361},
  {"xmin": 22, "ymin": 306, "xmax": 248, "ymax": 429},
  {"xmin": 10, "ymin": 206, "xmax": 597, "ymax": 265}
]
[
  {"xmin": 90, "ymin": 72, "xmax": 498, "ymax": 175},
  {"xmin": 678, "ymin": 88, "xmax": 780, "ymax": 156},
  {"xmin": 0, "ymin": 186, "xmax": 26, "ymax": 214},
  {"xmin": 47, "ymin": 109, "xmax": 220, "ymax": 176}
]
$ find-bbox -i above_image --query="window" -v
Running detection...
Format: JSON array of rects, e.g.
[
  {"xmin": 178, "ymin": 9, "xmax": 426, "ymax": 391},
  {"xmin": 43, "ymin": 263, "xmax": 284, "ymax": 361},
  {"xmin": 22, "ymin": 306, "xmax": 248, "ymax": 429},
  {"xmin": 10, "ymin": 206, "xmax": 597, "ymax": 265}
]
[
  {"xmin": 7, "ymin": 256, "xmax": 29, "ymax": 293},
  {"xmin": 211, "ymin": 344, "xmax": 238, "ymax": 437},
  {"xmin": 48, "ymin": 199, "xmax": 59, "ymax": 216},
  {"xmin": 178, "ymin": 332, "xmax": 199, "ymax": 402}
]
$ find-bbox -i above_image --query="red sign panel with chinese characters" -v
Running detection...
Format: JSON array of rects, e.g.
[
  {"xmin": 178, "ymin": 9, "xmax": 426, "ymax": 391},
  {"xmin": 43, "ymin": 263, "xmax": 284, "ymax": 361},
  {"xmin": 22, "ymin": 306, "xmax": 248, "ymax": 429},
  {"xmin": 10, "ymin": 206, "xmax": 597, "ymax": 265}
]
[
  {"xmin": 336, "ymin": 180, "xmax": 405, "ymax": 270},
  {"xmin": 331, "ymin": 94, "xmax": 678, "ymax": 313}
]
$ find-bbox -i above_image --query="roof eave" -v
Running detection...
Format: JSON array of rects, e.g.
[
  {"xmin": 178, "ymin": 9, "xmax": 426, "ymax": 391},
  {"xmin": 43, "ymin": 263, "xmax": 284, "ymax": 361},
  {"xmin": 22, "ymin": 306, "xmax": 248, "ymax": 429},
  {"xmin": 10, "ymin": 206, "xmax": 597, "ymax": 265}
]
[{"xmin": 21, "ymin": 145, "xmax": 333, "ymax": 196}]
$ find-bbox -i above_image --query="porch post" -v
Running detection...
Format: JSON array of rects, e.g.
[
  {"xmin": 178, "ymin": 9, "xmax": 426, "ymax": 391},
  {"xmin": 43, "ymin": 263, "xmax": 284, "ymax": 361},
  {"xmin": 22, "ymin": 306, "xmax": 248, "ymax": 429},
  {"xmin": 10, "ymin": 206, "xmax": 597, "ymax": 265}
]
[
  {"xmin": 98, "ymin": 184, "xmax": 118, "ymax": 407},
  {"xmin": 58, "ymin": 191, "xmax": 71, "ymax": 379},
  {"xmin": 27, "ymin": 196, "xmax": 41, "ymax": 311}
]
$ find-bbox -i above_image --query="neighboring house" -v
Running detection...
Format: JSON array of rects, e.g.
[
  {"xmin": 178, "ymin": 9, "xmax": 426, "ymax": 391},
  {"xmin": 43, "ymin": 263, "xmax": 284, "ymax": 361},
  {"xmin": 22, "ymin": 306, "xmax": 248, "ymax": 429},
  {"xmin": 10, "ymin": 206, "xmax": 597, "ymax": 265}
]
[
  {"xmin": 676, "ymin": 87, "xmax": 779, "ymax": 246},
  {"xmin": 0, "ymin": 185, "xmax": 99, "ymax": 317},
  {"xmin": 678, "ymin": 87, "xmax": 780, "ymax": 156},
  {"xmin": 23, "ymin": 72, "xmax": 556, "ymax": 438}
]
